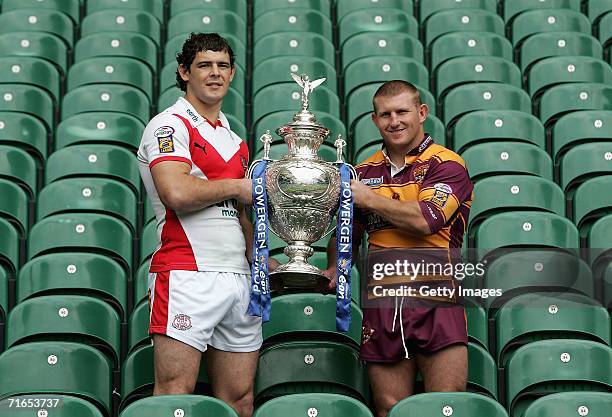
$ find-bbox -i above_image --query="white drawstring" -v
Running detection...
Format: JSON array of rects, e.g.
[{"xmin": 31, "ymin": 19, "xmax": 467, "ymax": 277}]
[
  {"xmin": 392, "ymin": 296, "xmax": 398, "ymax": 332},
  {"xmin": 399, "ymin": 296, "xmax": 410, "ymax": 359}
]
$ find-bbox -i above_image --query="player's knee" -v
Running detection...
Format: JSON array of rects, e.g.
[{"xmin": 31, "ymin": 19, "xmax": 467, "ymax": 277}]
[
  {"xmin": 154, "ymin": 375, "xmax": 197, "ymax": 395},
  {"xmin": 228, "ymin": 390, "xmax": 254, "ymax": 417},
  {"xmin": 374, "ymin": 393, "xmax": 402, "ymax": 417}
]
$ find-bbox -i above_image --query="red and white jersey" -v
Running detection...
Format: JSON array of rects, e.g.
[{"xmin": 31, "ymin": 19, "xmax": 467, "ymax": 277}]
[{"xmin": 138, "ymin": 97, "xmax": 250, "ymax": 274}]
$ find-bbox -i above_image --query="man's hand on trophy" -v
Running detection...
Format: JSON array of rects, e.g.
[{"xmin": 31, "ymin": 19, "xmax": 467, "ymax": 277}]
[
  {"xmin": 235, "ymin": 178, "xmax": 253, "ymax": 205},
  {"xmin": 322, "ymin": 267, "xmax": 337, "ymax": 293},
  {"xmin": 268, "ymin": 257, "xmax": 281, "ymax": 273},
  {"xmin": 350, "ymin": 179, "xmax": 375, "ymax": 209}
]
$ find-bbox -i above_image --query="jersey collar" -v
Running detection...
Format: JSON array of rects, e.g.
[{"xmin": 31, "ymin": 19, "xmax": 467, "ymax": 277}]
[
  {"xmin": 381, "ymin": 134, "xmax": 433, "ymax": 176},
  {"xmin": 176, "ymin": 97, "xmax": 230, "ymax": 130}
]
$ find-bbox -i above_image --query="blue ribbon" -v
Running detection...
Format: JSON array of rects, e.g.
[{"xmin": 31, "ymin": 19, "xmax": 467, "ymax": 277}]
[
  {"xmin": 336, "ymin": 164, "xmax": 353, "ymax": 332},
  {"xmin": 248, "ymin": 160, "xmax": 271, "ymax": 322}
]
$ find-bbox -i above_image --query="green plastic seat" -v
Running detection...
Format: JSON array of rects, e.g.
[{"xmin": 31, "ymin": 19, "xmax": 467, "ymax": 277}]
[
  {"xmin": 0, "ymin": 394, "xmax": 105, "ymax": 417},
  {"xmin": 511, "ymin": 9, "xmax": 591, "ymax": 47},
  {"xmin": 605, "ymin": 262, "xmax": 612, "ymax": 310},
  {"xmin": 28, "ymin": 213, "xmax": 133, "ymax": 274},
  {"xmin": 61, "ymin": 84, "xmax": 150, "ymax": 125},
  {"xmin": 430, "ymin": 31, "xmax": 513, "ymax": 74},
  {"xmin": 75, "ymin": 33, "xmax": 158, "ymax": 74},
  {"xmin": 158, "ymin": 87, "xmax": 244, "ymax": 120},
  {"xmin": 164, "ymin": 33, "xmax": 246, "ymax": 68},
  {"xmin": 462, "ymin": 142, "xmax": 552, "ymax": 181},
  {"xmin": 45, "ymin": 144, "xmax": 140, "ymax": 197},
  {"xmin": 0, "ymin": 144, "xmax": 38, "ymax": 197},
  {"xmin": 0, "ymin": 9, "xmax": 75, "ymax": 47},
  {"xmin": 81, "ymin": 10, "xmax": 161, "ymax": 47},
  {"xmin": 55, "ymin": 112, "xmax": 145, "ymax": 151},
  {"xmin": 435, "ymin": 56, "xmax": 521, "ymax": 99},
  {"xmin": 160, "ymin": 60, "xmax": 245, "ymax": 96},
  {"xmin": 519, "ymin": 32, "xmax": 603, "ymax": 73},
  {"xmin": 0, "ymin": 32, "xmax": 68, "ymax": 74},
  {"xmin": 467, "ymin": 342, "xmax": 497, "ymax": 398},
  {"xmin": 599, "ymin": 12, "xmax": 612, "ymax": 48},
  {"xmin": 255, "ymin": 341, "xmax": 368, "ymax": 405},
  {"xmin": 588, "ymin": 0, "xmax": 612, "ymax": 25},
  {"xmin": 0, "ymin": 84, "xmax": 54, "ymax": 131},
  {"xmin": 552, "ymin": 110, "xmax": 612, "ymax": 165},
  {"xmin": 252, "ymin": 84, "xmax": 339, "ymax": 126},
  {"xmin": 0, "ymin": 217, "xmax": 19, "ymax": 274},
  {"xmin": 0, "ymin": 341, "xmax": 112, "ymax": 416},
  {"xmin": 506, "ymin": 339, "xmax": 612, "ymax": 417},
  {"xmin": 495, "ymin": 292, "xmax": 610, "ymax": 367},
  {"xmin": 253, "ymin": 57, "xmax": 336, "ymax": 96},
  {"xmin": 573, "ymin": 175, "xmax": 612, "ymax": 238},
  {"xmin": 254, "ymin": 9, "xmax": 332, "ymax": 43},
  {"xmin": 68, "ymin": 57, "xmax": 154, "ymax": 102},
  {"xmin": 0, "ymin": 112, "xmax": 48, "ymax": 164},
  {"xmin": 128, "ymin": 300, "xmax": 149, "ymax": 354},
  {"xmin": 255, "ymin": 0, "xmax": 330, "ymax": 19},
  {"xmin": 37, "ymin": 178, "xmax": 138, "ymax": 232},
  {"xmin": 0, "ymin": 56, "xmax": 60, "ymax": 103},
  {"xmin": 336, "ymin": 0, "xmax": 413, "ymax": 21},
  {"xmin": 133, "ymin": 262, "xmax": 149, "ymax": 307},
  {"xmin": 254, "ymin": 393, "xmax": 373, "ymax": 417},
  {"xmin": 0, "ymin": 260, "xmax": 8, "ymax": 327},
  {"xmin": 6, "ymin": 295, "xmax": 122, "ymax": 367},
  {"xmin": 453, "ymin": 110, "xmax": 545, "ymax": 154},
  {"xmin": 87, "ymin": 0, "xmax": 164, "ymax": 23},
  {"xmin": 560, "ymin": 142, "xmax": 612, "ymax": 195},
  {"xmin": 342, "ymin": 32, "xmax": 423, "ymax": 71},
  {"xmin": 253, "ymin": 32, "xmax": 335, "ymax": 67},
  {"xmin": 424, "ymin": 9, "xmax": 504, "ymax": 47},
  {"xmin": 344, "ymin": 56, "xmax": 428, "ymax": 99},
  {"xmin": 140, "ymin": 220, "xmax": 157, "ymax": 265},
  {"xmin": 339, "ymin": 9, "xmax": 418, "ymax": 47},
  {"xmin": 0, "ymin": 178, "xmax": 29, "ymax": 234},
  {"xmin": 524, "ymin": 392, "xmax": 612, "ymax": 417},
  {"xmin": 503, "ymin": 0, "xmax": 581, "ymax": 23},
  {"xmin": 169, "ymin": 0, "xmax": 247, "ymax": 21},
  {"xmin": 2, "ymin": 0, "xmax": 81, "ymax": 24},
  {"xmin": 121, "ymin": 395, "xmax": 239, "ymax": 417},
  {"xmin": 420, "ymin": 0, "xmax": 496, "ymax": 23},
  {"xmin": 388, "ymin": 392, "xmax": 508, "ymax": 417},
  {"xmin": 539, "ymin": 83, "xmax": 612, "ymax": 128},
  {"xmin": 464, "ymin": 297, "xmax": 487, "ymax": 350},
  {"xmin": 443, "ymin": 83, "xmax": 531, "ymax": 126},
  {"xmin": 167, "ymin": 10, "xmax": 246, "ymax": 44}
]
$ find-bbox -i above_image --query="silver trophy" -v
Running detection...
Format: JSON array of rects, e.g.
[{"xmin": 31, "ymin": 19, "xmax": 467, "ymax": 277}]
[{"xmin": 248, "ymin": 73, "xmax": 356, "ymax": 291}]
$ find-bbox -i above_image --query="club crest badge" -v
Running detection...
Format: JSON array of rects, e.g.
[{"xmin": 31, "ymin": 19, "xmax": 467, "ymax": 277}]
[
  {"xmin": 412, "ymin": 163, "xmax": 429, "ymax": 183},
  {"xmin": 172, "ymin": 314, "xmax": 192, "ymax": 331}
]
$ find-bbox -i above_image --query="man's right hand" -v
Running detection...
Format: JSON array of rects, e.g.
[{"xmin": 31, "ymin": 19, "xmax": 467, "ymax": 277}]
[
  {"xmin": 321, "ymin": 267, "xmax": 337, "ymax": 293},
  {"xmin": 235, "ymin": 178, "xmax": 253, "ymax": 205}
]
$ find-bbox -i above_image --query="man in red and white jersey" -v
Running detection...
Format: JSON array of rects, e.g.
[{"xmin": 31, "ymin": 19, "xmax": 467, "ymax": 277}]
[{"xmin": 138, "ymin": 33, "xmax": 269, "ymax": 417}]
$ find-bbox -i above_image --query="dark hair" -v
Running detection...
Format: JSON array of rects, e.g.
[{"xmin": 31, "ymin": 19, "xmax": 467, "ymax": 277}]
[
  {"xmin": 372, "ymin": 80, "xmax": 422, "ymax": 113},
  {"xmin": 175, "ymin": 32, "xmax": 235, "ymax": 91}
]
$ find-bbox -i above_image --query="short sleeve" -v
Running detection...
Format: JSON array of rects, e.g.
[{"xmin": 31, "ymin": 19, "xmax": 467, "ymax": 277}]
[
  {"xmin": 138, "ymin": 113, "xmax": 191, "ymax": 169},
  {"xmin": 418, "ymin": 160, "xmax": 473, "ymax": 233}
]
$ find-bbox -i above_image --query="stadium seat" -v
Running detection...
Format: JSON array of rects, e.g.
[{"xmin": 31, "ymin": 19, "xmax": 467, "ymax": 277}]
[
  {"xmin": 598, "ymin": 12, "xmax": 612, "ymax": 51},
  {"xmin": 67, "ymin": 57, "xmax": 154, "ymax": 102},
  {"xmin": 560, "ymin": 142, "xmax": 612, "ymax": 197},
  {"xmin": 253, "ymin": 32, "xmax": 335, "ymax": 67},
  {"xmin": 55, "ymin": 112, "xmax": 145, "ymax": 151},
  {"xmin": 0, "ymin": 144, "xmax": 38, "ymax": 197},
  {"xmin": 0, "ymin": 178, "xmax": 29, "ymax": 235},
  {"xmin": 605, "ymin": 262, "xmax": 612, "ymax": 309},
  {"xmin": 0, "ymin": 9, "xmax": 75, "ymax": 48},
  {"xmin": 2, "ymin": 0, "xmax": 81, "ymax": 24},
  {"xmin": 252, "ymin": 57, "xmax": 336, "ymax": 96},
  {"xmin": 128, "ymin": 300, "xmax": 148, "ymax": 353},
  {"xmin": 254, "ymin": 393, "xmax": 373, "ymax": 417},
  {"xmin": 160, "ymin": 60, "xmax": 246, "ymax": 96},
  {"xmin": 538, "ymin": 83, "xmax": 612, "ymax": 128},
  {"xmin": 0, "ymin": 112, "xmax": 48, "ymax": 164},
  {"xmin": 429, "ymin": 32, "xmax": 513, "ymax": 75},
  {"xmin": 524, "ymin": 391, "xmax": 612, "ymax": 417},
  {"xmin": 503, "ymin": 0, "xmax": 581, "ymax": 24},
  {"xmin": 81, "ymin": 10, "xmax": 161, "ymax": 47},
  {"xmin": 5, "ymin": 295, "xmax": 122, "ymax": 367},
  {"xmin": 133, "ymin": 262, "xmax": 149, "ymax": 307},
  {"xmin": 453, "ymin": 110, "xmax": 545, "ymax": 154},
  {"xmin": 158, "ymin": 87, "xmax": 244, "ymax": 121},
  {"xmin": 0, "ymin": 84, "xmax": 54, "ymax": 131},
  {"xmin": 420, "ymin": 0, "xmax": 496, "ymax": 23},
  {"xmin": 252, "ymin": 84, "xmax": 339, "ymax": 125},
  {"xmin": 443, "ymin": 83, "xmax": 531, "ymax": 127},
  {"xmin": 167, "ymin": 10, "xmax": 246, "ymax": 44},
  {"xmin": 0, "ymin": 341, "xmax": 112, "ymax": 416},
  {"xmin": 461, "ymin": 142, "xmax": 552, "ymax": 181},
  {"xmin": 552, "ymin": 110, "xmax": 612, "ymax": 165},
  {"xmin": 87, "ymin": 0, "xmax": 165, "ymax": 23},
  {"xmin": 467, "ymin": 342, "xmax": 497, "ymax": 398},
  {"xmin": 464, "ymin": 298, "xmax": 487, "ymax": 350},
  {"xmin": 61, "ymin": 84, "xmax": 150, "ymax": 125},
  {"xmin": 0, "ymin": 56, "xmax": 60, "ymax": 103},
  {"xmin": 255, "ymin": 0, "xmax": 330, "ymax": 19},
  {"xmin": 16, "ymin": 252, "xmax": 127, "ymax": 319},
  {"xmin": 424, "ymin": 9, "xmax": 504, "ymax": 47},
  {"xmin": 139, "ymin": 220, "xmax": 156, "ymax": 266},
  {"xmin": 495, "ymin": 292, "xmax": 610, "ymax": 367},
  {"xmin": 28, "ymin": 213, "xmax": 133, "ymax": 274},
  {"xmin": 588, "ymin": 0, "xmax": 612, "ymax": 26},
  {"xmin": 121, "ymin": 395, "xmax": 239, "ymax": 417},
  {"xmin": 388, "ymin": 392, "xmax": 508, "ymax": 417},
  {"xmin": 344, "ymin": 56, "xmax": 428, "ymax": 99},
  {"xmin": 37, "ymin": 178, "xmax": 138, "ymax": 232},
  {"xmin": 164, "ymin": 33, "xmax": 246, "ymax": 68},
  {"xmin": 573, "ymin": 175, "xmax": 612, "ymax": 238},
  {"xmin": 338, "ymin": 9, "xmax": 418, "ymax": 47},
  {"xmin": 342, "ymin": 32, "xmax": 423, "ymax": 71},
  {"xmin": 169, "ymin": 0, "xmax": 248, "ymax": 21},
  {"xmin": 0, "ymin": 394, "xmax": 105, "ymax": 417},
  {"xmin": 0, "ymin": 217, "xmax": 19, "ymax": 275},
  {"xmin": 254, "ymin": 9, "xmax": 332, "ymax": 43},
  {"xmin": 506, "ymin": 339, "xmax": 612, "ymax": 417},
  {"xmin": 255, "ymin": 341, "xmax": 368, "ymax": 405},
  {"xmin": 45, "ymin": 144, "xmax": 141, "ymax": 197},
  {"xmin": 0, "ymin": 32, "xmax": 68, "ymax": 75},
  {"xmin": 519, "ymin": 32, "xmax": 603, "ymax": 73},
  {"xmin": 74, "ymin": 33, "xmax": 158, "ymax": 74},
  {"xmin": 336, "ymin": 0, "xmax": 413, "ymax": 21},
  {"xmin": 510, "ymin": 9, "xmax": 591, "ymax": 47},
  {"xmin": 226, "ymin": 115, "xmax": 247, "ymax": 140},
  {"xmin": 435, "ymin": 56, "xmax": 521, "ymax": 99}
]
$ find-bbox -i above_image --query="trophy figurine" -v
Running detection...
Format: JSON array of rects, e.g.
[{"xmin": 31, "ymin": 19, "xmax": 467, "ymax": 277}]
[{"xmin": 248, "ymin": 73, "xmax": 356, "ymax": 291}]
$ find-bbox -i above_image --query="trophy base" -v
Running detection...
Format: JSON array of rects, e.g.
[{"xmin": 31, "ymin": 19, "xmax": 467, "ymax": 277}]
[{"xmin": 270, "ymin": 262, "xmax": 330, "ymax": 293}]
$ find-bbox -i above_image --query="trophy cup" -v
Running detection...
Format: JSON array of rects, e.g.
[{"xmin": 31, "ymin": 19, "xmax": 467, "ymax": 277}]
[{"xmin": 248, "ymin": 73, "xmax": 356, "ymax": 291}]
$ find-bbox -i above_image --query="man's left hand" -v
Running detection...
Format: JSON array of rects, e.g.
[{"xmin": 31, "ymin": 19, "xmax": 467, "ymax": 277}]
[
  {"xmin": 269, "ymin": 257, "xmax": 281, "ymax": 272},
  {"xmin": 351, "ymin": 179, "xmax": 375, "ymax": 209}
]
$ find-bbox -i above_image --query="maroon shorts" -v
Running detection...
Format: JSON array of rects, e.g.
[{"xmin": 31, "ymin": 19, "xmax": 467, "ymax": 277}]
[{"xmin": 360, "ymin": 301, "xmax": 468, "ymax": 362}]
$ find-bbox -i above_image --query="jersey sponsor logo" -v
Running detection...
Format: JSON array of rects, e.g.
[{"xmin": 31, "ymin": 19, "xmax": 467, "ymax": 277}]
[
  {"xmin": 155, "ymin": 126, "xmax": 175, "ymax": 153},
  {"xmin": 172, "ymin": 314, "xmax": 192, "ymax": 331},
  {"xmin": 412, "ymin": 163, "xmax": 429, "ymax": 183},
  {"xmin": 418, "ymin": 135, "xmax": 433, "ymax": 153},
  {"xmin": 186, "ymin": 108, "xmax": 199, "ymax": 124},
  {"xmin": 241, "ymin": 156, "xmax": 247, "ymax": 172},
  {"xmin": 431, "ymin": 183, "xmax": 452, "ymax": 208},
  {"xmin": 361, "ymin": 176, "xmax": 384, "ymax": 186}
]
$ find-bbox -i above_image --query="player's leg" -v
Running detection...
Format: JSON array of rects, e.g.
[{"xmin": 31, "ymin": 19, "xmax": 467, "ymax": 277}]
[
  {"xmin": 152, "ymin": 334, "xmax": 201, "ymax": 394},
  {"xmin": 368, "ymin": 359, "xmax": 418, "ymax": 417},
  {"xmin": 417, "ymin": 343, "xmax": 467, "ymax": 392},
  {"xmin": 205, "ymin": 347, "xmax": 259, "ymax": 417}
]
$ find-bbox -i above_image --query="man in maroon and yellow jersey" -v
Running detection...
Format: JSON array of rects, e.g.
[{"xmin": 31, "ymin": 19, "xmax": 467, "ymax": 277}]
[{"xmin": 325, "ymin": 80, "xmax": 473, "ymax": 417}]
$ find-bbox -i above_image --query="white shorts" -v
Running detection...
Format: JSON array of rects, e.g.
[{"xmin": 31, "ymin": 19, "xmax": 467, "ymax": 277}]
[{"xmin": 148, "ymin": 270, "xmax": 262, "ymax": 352}]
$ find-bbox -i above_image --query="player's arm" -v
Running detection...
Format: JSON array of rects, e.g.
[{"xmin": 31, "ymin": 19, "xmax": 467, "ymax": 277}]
[
  {"xmin": 237, "ymin": 202, "xmax": 281, "ymax": 272},
  {"xmin": 323, "ymin": 219, "xmax": 365, "ymax": 289}
]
